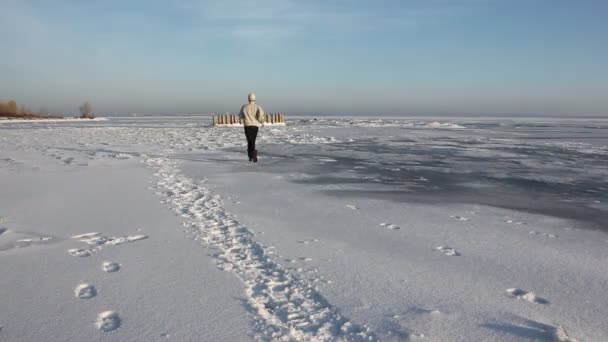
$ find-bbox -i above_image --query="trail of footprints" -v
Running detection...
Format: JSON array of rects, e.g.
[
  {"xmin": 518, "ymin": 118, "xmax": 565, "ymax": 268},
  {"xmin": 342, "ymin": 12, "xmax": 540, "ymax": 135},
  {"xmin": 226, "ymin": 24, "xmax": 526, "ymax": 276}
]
[
  {"xmin": 68, "ymin": 231, "xmax": 143, "ymax": 333},
  {"xmin": 148, "ymin": 157, "xmax": 378, "ymax": 341}
]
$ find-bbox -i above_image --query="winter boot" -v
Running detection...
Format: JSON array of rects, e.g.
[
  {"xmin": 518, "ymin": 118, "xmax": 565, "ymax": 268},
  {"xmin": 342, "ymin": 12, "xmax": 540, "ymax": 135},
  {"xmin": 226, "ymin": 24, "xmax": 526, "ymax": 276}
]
[{"xmin": 253, "ymin": 150, "xmax": 258, "ymax": 163}]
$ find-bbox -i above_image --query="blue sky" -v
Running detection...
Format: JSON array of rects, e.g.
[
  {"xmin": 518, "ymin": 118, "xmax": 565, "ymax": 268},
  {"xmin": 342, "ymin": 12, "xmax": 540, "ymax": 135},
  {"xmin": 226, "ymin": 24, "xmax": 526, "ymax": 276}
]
[{"xmin": 1, "ymin": 0, "xmax": 607, "ymax": 116}]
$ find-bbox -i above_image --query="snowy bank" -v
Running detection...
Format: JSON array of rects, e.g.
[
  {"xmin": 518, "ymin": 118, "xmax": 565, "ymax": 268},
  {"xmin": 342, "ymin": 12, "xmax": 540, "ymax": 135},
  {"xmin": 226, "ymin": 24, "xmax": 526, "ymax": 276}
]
[{"xmin": 0, "ymin": 117, "xmax": 109, "ymax": 124}]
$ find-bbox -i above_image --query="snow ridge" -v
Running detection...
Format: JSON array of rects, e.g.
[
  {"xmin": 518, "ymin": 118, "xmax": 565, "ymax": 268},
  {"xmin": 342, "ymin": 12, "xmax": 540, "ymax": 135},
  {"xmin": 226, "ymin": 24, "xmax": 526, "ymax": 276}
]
[{"xmin": 146, "ymin": 157, "xmax": 377, "ymax": 341}]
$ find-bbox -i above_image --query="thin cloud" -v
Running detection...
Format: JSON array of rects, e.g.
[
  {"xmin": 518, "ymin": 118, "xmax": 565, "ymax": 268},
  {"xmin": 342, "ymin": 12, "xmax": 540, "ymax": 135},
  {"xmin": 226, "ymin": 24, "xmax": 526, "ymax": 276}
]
[{"xmin": 177, "ymin": 0, "xmax": 461, "ymax": 43}]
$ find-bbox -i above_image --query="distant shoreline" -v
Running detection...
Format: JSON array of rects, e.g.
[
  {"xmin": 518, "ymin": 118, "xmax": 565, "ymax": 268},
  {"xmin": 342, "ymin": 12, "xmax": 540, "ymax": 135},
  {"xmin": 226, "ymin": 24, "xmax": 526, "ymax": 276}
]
[
  {"xmin": 0, "ymin": 117, "xmax": 108, "ymax": 123},
  {"xmin": 96, "ymin": 113, "xmax": 608, "ymax": 120}
]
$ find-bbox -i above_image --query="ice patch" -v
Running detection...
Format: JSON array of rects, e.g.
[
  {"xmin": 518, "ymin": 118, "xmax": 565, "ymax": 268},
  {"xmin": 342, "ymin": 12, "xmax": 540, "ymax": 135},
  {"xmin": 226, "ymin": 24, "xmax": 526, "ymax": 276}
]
[
  {"xmin": 95, "ymin": 311, "xmax": 121, "ymax": 332},
  {"xmin": 345, "ymin": 205, "xmax": 359, "ymax": 210},
  {"xmin": 74, "ymin": 283, "xmax": 97, "ymax": 299}
]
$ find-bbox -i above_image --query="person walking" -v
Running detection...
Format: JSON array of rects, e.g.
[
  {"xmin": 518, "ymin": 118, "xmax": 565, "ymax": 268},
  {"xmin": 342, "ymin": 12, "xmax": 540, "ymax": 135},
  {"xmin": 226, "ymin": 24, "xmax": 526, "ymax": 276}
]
[{"xmin": 239, "ymin": 92, "xmax": 265, "ymax": 162}]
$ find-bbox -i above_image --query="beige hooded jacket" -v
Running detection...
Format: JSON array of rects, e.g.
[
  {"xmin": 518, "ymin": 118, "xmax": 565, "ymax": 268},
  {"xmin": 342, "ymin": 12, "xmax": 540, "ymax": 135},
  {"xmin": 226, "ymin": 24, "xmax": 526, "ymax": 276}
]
[{"xmin": 239, "ymin": 102, "xmax": 265, "ymax": 127}]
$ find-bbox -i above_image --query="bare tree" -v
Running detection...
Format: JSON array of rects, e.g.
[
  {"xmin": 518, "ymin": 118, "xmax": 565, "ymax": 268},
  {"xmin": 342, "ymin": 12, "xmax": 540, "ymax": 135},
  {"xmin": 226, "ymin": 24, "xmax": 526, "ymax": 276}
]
[
  {"xmin": 79, "ymin": 101, "xmax": 94, "ymax": 119},
  {"xmin": 7, "ymin": 100, "xmax": 18, "ymax": 116}
]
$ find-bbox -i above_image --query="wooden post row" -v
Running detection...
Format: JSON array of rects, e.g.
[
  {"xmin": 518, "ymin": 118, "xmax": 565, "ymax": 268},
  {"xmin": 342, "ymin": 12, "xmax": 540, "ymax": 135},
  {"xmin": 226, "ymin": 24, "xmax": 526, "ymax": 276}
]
[{"xmin": 215, "ymin": 113, "xmax": 284, "ymax": 126}]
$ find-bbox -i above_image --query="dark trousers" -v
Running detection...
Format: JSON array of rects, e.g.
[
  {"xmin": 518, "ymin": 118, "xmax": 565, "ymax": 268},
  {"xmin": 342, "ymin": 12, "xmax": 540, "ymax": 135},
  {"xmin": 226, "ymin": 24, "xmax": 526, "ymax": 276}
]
[{"xmin": 244, "ymin": 126, "xmax": 258, "ymax": 159}]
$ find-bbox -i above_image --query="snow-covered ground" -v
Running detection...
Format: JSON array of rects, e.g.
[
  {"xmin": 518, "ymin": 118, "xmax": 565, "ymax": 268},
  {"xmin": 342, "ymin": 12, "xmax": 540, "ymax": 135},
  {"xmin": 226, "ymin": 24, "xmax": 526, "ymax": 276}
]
[{"xmin": 1, "ymin": 116, "xmax": 606, "ymax": 341}]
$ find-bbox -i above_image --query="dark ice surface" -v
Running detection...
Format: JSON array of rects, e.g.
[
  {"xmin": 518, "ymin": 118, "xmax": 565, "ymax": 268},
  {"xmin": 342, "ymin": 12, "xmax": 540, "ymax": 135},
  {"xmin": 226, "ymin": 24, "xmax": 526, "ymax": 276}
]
[{"xmin": 223, "ymin": 118, "xmax": 608, "ymax": 231}]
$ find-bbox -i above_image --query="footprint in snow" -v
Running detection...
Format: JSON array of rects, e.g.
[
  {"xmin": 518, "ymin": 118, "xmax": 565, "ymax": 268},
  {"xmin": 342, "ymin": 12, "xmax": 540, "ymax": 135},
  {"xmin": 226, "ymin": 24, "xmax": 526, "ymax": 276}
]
[
  {"xmin": 529, "ymin": 231, "xmax": 558, "ymax": 238},
  {"xmin": 71, "ymin": 232, "xmax": 102, "ymax": 239},
  {"xmin": 504, "ymin": 219, "xmax": 525, "ymax": 225},
  {"xmin": 506, "ymin": 288, "xmax": 549, "ymax": 304},
  {"xmin": 379, "ymin": 222, "xmax": 401, "ymax": 230},
  {"xmin": 102, "ymin": 261, "xmax": 120, "ymax": 273},
  {"xmin": 451, "ymin": 215, "xmax": 471, "ymax": 221},
  {"xmin": 74, "ymin": 283, "xmax": 97, "ymax": 299},
  {"xmin": 68, "ymin": 248, "xmax": 91, "ymax": 257},
  {"xmin": 297, "ymin": 239, "xmax": 320, "ymax": 244},
  {"xmin": 67, "ymin": 233, "xmax": 148, "ymax": 257},
  {"xmin": 96, "ymin": 311, "xmax": 121, "ymax": 332},
  {"xmin": 434, "ymin": 246, "xmax": 460, "ymax": 256},
  {"xmin": 105, "ymin": 234, "xmax": 148, "ymax": 245}
]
